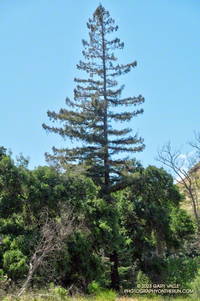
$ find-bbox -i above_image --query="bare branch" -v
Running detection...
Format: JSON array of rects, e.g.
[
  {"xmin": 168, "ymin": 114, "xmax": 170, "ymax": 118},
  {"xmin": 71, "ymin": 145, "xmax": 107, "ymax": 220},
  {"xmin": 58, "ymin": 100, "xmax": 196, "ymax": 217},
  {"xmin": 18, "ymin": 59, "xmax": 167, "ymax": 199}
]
[
  {"xmin": 18, "ymin": 206, "xmax": 78, "ymax": 297},
  {"xmin": 157, "ymin": 142, "xmax": 200, "ymax": 232},
  {"xmin": 189, "ymin": 131, "xmax": 200, "ymax": 154}
]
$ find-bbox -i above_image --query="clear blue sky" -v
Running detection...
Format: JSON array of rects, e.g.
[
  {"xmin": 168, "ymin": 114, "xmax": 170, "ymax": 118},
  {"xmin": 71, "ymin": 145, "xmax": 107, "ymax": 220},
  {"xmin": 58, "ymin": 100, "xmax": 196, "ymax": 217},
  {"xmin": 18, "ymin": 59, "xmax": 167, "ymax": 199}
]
[{"xmin": 0, "ymin": 0, "xmax": 199, "ymax": 169}]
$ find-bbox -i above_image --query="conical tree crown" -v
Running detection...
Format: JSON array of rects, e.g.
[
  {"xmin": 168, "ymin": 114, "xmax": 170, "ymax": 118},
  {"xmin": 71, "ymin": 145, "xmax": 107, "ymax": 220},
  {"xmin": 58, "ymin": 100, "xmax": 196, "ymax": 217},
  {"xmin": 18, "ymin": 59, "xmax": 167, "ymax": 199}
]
[{"xmin": 43, "ymin": 5, "xmax": 144, "ymax": 190}]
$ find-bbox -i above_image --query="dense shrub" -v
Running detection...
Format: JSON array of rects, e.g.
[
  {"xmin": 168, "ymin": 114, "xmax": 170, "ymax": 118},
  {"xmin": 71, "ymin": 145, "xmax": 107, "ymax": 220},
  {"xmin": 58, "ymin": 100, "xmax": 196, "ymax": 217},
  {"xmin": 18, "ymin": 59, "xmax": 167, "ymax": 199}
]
[{"xmin": 164, "ymin": 256, "xmax": 199, "ymax": 288}]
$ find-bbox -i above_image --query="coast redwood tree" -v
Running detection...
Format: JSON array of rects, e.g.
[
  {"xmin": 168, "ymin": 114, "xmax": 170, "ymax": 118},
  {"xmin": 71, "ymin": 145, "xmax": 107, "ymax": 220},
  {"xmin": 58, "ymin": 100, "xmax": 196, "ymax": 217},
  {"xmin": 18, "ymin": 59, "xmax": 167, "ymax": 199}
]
[{"xmin": 43, "ymin": 5, "xmax": 144, "ymax": 290}]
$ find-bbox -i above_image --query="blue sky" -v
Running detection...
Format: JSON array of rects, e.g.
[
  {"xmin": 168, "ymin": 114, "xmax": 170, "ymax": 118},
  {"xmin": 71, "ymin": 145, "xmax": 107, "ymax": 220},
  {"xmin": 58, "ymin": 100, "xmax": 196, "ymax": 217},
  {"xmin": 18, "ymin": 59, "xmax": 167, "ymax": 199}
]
[{"xmin": 0, "ymin": 0, "xmax": 199, "ymax": 169}]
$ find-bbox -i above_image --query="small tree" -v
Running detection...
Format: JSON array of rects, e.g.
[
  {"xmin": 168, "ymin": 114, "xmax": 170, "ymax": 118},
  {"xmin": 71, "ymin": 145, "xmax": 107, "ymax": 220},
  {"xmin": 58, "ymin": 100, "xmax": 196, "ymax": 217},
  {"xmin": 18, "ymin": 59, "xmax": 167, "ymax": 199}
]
[{"xmin": 43, "ymin": 5, "xmax": 144, "ymax": 289}]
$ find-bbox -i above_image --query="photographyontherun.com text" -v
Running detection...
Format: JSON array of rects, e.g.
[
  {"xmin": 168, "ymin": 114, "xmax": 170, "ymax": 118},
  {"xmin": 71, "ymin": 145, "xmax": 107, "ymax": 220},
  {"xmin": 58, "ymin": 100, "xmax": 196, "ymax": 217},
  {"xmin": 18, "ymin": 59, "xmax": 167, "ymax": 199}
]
[{"xmin": 124, "ymin": 283, "xmax": 193, "ymax": 295}]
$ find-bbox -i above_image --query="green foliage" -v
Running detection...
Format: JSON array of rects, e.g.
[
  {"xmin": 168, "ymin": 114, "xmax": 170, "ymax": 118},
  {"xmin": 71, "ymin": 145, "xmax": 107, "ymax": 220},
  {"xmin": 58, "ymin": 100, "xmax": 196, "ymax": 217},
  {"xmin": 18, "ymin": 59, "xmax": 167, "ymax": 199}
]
[
  {"xmin": 164, "ymin": 256, "xmax": 199, "ymax": 288},
  {"xmin": 88, "ymin": 281, "xmax": 102, "ymax": 295},
  {"xmin": 170, "ymin": 207, "xmax": 195, "ymax": 240},
  {"xmin": 116, "ymin": 165, "xmax": 196, "ymax": 285},
  {"xmin": 64, "ymin": 230, "xmax": 105, "ymax": 289},
  {"xmin": 0, "ymin": 152, "xmax": 25, "ymax": 218},
  {"xmin": 3, "ymin": 249, "xmax": 28, "ymax": 280},
  {"xmin": 0, "ymin": 148, "xmax": 196, "ymax": 292},
  {"xmin": 26, "ymin": 166, "xmax": 88, "ymax": 216}
]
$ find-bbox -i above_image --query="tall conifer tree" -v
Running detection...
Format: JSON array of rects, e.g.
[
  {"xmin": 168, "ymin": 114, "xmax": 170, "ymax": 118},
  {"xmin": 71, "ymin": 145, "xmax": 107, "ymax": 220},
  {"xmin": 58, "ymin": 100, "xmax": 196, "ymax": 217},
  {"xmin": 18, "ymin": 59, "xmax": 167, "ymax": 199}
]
[
  {"xmin": 43, "ymin": 5, "xmax": 144, "ymax": 289},
  {"xmin": 43, "ymin": 5, "xmax": 144, "ymax": 193}
]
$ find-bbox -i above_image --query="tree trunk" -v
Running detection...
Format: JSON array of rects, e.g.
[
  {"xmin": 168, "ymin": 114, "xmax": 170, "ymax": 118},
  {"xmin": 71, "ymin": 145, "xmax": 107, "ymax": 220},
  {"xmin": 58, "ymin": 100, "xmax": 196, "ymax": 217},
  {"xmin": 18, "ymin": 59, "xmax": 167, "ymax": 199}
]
[
  {"xmin": 188, "ymin": 189, "xmax": 200, "ymax": 233},
  {"xmin": 110, "ymin": 251, "xmax": 120, "ymax": 291},
  {"xmin": 18, "ymin": 263, "xmax": 37, "ymax": 297},
  {"xmin": 100, "ymin": 16, "xmax": 120, "ymax": 290},
  {"xmin": 155, "ymin": 230, "xmax": 165, "ymax": 257}
]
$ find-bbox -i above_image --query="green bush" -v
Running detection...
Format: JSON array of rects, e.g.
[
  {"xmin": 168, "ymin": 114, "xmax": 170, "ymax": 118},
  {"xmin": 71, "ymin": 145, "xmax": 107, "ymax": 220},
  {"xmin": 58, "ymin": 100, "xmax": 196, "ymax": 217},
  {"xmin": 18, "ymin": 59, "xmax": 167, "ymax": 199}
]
[
  {"xmin": 88, "ymin": 281, "xmax": 102, "ymax": 295},
  {"xmin": 3, "ymin": 249, "xmax": 28, "ymax": 280},
  {"xmin": 164, "ymin": 256, "xmax": 199, "ymax": 288}
]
